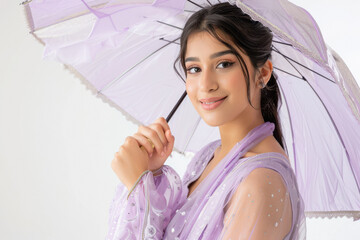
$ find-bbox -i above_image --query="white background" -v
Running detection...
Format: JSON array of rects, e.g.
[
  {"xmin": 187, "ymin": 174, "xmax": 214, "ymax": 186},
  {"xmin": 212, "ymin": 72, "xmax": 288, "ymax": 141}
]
[{"xmin": 1, "ymin": 0, "xmax": 360, "ymax": 239}]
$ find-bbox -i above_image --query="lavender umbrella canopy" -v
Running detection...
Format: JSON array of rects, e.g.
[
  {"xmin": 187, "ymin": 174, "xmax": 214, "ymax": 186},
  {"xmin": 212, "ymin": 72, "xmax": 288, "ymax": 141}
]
[{"xmin": 24, "ymin": 0, "xmax": 360, "ymax": 220}]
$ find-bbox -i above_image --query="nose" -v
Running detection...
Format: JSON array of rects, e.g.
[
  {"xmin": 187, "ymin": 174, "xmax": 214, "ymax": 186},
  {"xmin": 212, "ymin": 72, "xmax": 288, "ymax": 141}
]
[{"xmin": 198, "ymin": 67, "xmax": 218, "ymax": 92}]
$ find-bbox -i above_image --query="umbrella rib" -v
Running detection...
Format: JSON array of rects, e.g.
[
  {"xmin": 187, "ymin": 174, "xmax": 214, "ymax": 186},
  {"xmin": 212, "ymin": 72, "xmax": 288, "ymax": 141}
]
[
  {"xmin": 304, "ymin": 81, "xmax": 359, "ymax": 193},
  {"xmin": 183, "ymin": 115, "xmax": 202, "ymax": 154},
  {"xmin": 97, "ymin": 36, "xmax": 181, "ymax": 94},
  {"xmin": 273, "ymin": 45, "xmax": 350, "ymax": 161},
  {"xmin": 156, "ymin": 20, "xmax": 183, "ymax": 30},
  {"xmin": 277, "ymin": 80, "xmax": 297, "ymax": 176},
  {"xmin": 272, "ymin": 46, "xmax": 335, "ymax": 84},
  {"xmin": 187, "ymin": 0, "xmax": 204, "ymax": 9},
  {"xmin": 273, "ymin": 67, "xmax": 305, "ymax": 81},
  {"xmin": 273, "ymin": 40, "xmax": 293, "ymax": 47},
  {"xmin": 206, "ymin": 0, "xmax": 213, "ymax": 6},
  {"xmin": 159, "ymin": 38, "xmax": 180, "ymax": 45},
  {"xmin": 274, "ymin": 46, "xmax": 359, "ymax": 193},
  {"xmin": 272, "ymin": 46, "xmax": 305, "ymax": 79}
]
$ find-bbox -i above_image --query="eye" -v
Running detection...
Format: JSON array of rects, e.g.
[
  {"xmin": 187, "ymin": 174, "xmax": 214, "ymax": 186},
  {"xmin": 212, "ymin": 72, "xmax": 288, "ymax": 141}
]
[
  {"xmin": 217, "ymin": 61, "xmax": 235, "ymax": 69},
  {"xmin": 186, "ymin": 66, "xmax": 201, "ymax": 74}
]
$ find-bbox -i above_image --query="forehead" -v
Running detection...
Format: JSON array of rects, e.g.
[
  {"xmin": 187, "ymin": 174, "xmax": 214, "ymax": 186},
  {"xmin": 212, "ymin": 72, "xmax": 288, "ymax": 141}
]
[
  {"xmin": 184, "ymin": 30, "xmax": 245, "ymax": 59},
  {"xmin": 185, "ymin": 31, "xmax": 229, "ymax": 55}
]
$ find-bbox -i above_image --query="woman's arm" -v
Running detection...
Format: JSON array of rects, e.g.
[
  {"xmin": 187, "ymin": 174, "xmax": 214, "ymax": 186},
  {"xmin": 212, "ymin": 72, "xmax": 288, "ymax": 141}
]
[
  {"xmin": 220, "ymin": 168, "xmax": 292, "ymax": 240},
  {"xmin": 107, "ymin": 165, "xmax": 183, "ymax": 240}
]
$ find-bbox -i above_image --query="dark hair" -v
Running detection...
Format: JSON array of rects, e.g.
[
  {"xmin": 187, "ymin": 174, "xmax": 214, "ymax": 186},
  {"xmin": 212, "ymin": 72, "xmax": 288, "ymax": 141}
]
[{"xmin": 174, "ymin": 2, "xmax": 285, "ymax": 149}]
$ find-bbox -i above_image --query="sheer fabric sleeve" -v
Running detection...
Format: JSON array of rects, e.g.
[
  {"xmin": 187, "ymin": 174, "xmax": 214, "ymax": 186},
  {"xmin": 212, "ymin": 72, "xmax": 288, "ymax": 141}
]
[
  {"xmin": 220, "ymin": 167, "xmax": 293, "ymax": 240},
  {"xmin": 106, "ymin": 165, "xmax": 184, "ymax": 240}
]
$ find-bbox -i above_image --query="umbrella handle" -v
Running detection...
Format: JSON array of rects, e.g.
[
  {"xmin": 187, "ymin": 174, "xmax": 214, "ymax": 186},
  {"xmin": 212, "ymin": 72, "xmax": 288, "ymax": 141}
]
[{"xmin": 166, "ymin": 90, "xmax": 187, "ymax": 123}]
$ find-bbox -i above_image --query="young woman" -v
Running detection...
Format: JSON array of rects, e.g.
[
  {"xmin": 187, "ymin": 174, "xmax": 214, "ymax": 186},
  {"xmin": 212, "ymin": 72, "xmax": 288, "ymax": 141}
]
[{"xmin": 107, "ymin": 2, "xmax": 305, "ymax": 240}]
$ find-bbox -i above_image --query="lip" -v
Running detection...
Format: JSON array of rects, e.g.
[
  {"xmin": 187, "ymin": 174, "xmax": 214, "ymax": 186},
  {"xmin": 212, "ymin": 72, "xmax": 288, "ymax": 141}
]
[
  {"xmin": 200, "ymin": 96, "xmax": 227, "ymax": 110},
  {"xmin": 199, "ymin": 96, "xmax": 227, "ymax": 103}
]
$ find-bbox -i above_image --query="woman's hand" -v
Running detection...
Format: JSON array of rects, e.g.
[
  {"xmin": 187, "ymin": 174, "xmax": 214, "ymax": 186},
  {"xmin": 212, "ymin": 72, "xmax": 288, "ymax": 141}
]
[
  {"xmin": 111, "ymin": 135, "xmax": 149, "ymax": 191},
  {"xmin": 133, "ymin": 117, "xmax": 175, "ymax": 172},
  {"xmin": 111, "ymin": 117, "xmax": 175, "ymax": 190}
]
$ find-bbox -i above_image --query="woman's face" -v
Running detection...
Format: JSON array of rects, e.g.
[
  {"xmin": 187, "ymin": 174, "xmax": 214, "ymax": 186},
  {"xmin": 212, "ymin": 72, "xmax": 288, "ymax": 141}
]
[{"xmin": 185, "ymin": 31, "xmax": 260, "ymax": 127}]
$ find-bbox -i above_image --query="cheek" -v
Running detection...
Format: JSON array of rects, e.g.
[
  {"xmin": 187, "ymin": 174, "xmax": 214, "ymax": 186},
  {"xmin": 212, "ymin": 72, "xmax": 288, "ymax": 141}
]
[
  {"xmin": 186, "ymin": 81, "xmax": 197, "ymax": 103},
  {"xmin": 226, "ymin": 74, "xmax": 247, "ymax": 98}
]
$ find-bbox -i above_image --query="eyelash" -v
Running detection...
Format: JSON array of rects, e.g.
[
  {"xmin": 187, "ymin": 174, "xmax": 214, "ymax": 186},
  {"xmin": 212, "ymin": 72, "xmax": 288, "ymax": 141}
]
[{"xmin": 186, "ymin": 61, "xmax": 235, "ymax": 74}]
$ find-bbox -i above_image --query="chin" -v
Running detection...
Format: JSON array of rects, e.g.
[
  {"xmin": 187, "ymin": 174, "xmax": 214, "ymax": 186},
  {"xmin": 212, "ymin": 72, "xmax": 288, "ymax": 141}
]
[
  {"xmin": 201, "ymin": 115, "xmax": 226, "ymax": 127},
  {"xmin": 204, "ymin": 121, "xmax": 219, "ymax": 127}
]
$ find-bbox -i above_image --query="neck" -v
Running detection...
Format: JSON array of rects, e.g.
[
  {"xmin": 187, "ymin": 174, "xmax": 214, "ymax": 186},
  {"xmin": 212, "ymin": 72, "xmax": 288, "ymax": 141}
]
[{"xmin": 217, "ymin": 111, "xmax": 265, "ymax": 157}]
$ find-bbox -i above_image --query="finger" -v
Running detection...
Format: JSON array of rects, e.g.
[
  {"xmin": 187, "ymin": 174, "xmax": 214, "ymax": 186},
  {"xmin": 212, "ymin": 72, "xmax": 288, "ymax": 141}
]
[
  {"xmin": 122, "ymin": 136, "xmax": 142, "ymax": 159},
  {"xmin": 149, "ymin": 123, "xmax": 167, "ymax": 146},
  {"xmin": 133, "ymin": 133, "xmax": 154, "ymax": 156},
  {"xmin": 154, "ymin": 117, "xmax": 171, "ymax": 141},
  {"xmin": 138, "ymin": 125, "xmax": 165, "ymax": 155},
  {"xmin": 164, "ymin": 129, "xmax": 175, "ymax": 154},
  {"xmin": 123, "ymin": 136, "xmax": 138, "ymax": 148},
  {"xmin": 123, "ymin": 136, "xmax": 146, "ymax": 154}
]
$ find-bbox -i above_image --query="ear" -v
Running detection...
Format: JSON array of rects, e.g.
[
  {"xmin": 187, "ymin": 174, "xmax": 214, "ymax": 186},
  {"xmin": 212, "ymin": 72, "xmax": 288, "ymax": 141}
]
[{"xmin": 256, "ymin": 60, "xmax": 273, "ymax": 88}]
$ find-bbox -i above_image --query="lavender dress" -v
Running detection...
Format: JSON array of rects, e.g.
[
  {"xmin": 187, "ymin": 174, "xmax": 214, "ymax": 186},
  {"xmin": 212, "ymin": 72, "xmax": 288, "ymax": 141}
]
[{"xmin": 107, "ymin": 122, "xmax": 306, "ymax": 239}]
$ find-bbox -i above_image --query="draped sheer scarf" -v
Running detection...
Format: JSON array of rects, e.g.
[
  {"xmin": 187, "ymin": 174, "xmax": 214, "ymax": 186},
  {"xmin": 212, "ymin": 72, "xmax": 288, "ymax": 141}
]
[{"xmin": 165, "ymin": 122, "xmax": 306, "ymax": 239}]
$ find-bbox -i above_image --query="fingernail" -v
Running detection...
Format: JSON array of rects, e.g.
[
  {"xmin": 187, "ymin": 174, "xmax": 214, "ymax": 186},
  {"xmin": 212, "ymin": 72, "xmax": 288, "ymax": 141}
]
[
  {"xmin": 149, "ymin": 153, "xmax": 153, "ymax": 158},
  {"xmin": 161, "ymin": 150, "xmax": 165, "ymax": 156},
  {"xmin": 164, "ymin": 146, "xmax": 167, "ymax": 152}
]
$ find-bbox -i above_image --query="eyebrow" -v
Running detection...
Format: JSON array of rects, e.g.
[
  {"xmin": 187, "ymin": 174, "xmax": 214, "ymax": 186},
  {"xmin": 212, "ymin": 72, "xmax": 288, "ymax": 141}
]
[{"xmin": 185, "ymin": 50, "xmax": 235, "ymax": 63}]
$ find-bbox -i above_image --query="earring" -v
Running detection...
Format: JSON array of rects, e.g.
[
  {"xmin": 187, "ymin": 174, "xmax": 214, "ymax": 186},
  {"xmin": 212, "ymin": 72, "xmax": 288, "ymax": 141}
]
[{"xmin": 259, "ymin": 79, "xmax": 266, "ymax": 89}]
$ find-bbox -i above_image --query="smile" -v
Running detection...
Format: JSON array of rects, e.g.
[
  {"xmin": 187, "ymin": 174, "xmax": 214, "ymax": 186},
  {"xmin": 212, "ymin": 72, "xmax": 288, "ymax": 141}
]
[{"xmin": 200, "ymin": 96, "xmax": 227, "ymax": 110}]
